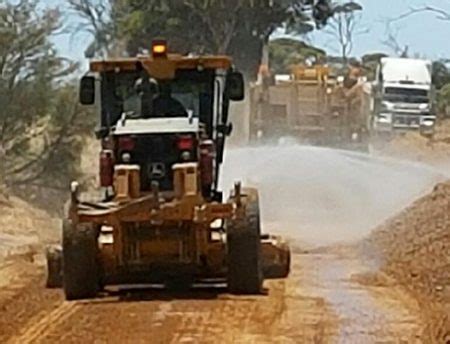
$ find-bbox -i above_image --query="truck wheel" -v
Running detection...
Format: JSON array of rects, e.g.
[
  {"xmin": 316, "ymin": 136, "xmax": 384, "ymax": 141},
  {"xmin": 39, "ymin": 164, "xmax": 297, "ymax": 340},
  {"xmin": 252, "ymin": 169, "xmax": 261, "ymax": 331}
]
[
  {"xmin": 46, "ymin": 246, "xmax": 62, "ymax": 288},
  {"xmin": 284, "ymin": 249, "xmax": 291, "ymax": 277},
  {"xmin": 227, "ymin": 188, "xmax": 263, "ymax": 294},
  {"xmin": 63, "ymin": 220, "xmax": 99, "ymax": 300}
]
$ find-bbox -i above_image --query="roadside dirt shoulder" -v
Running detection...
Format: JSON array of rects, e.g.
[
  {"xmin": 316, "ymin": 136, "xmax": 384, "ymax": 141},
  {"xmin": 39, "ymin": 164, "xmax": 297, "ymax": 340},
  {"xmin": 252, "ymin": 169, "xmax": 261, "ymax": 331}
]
[
  {"xmin": 0, "ymin": 196, "xmax": 59, "ymax": 259},
  {"xmin": 363, "ymin": 181, "xmax": 450, "ymax": 343},
  {"xmin": 0, "ymin": 258, "xmax": 63, "ymax": 343},
  {"xmin": 376, "ymin": 120, "xmax": 450, "ymax": 168},
  {"xmin": 0, "ymin": 195, "xmax": 63, "ymax": 342}
]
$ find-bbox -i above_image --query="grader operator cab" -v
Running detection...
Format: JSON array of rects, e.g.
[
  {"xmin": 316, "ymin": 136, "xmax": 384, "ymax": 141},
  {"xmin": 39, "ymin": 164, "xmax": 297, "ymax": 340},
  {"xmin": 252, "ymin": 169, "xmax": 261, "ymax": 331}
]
[{"xmin": 46, "ymin": 41, "xmax": 290, "ymax": 300}]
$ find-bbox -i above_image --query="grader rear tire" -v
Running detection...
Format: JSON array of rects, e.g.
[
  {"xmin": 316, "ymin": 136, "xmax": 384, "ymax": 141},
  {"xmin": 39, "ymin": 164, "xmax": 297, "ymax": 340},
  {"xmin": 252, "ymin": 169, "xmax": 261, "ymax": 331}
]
[
  {"xmin": 63, "ymin": 220, "xmax": 99, "ymax": 301},
  {"xmin": 227, "ymin": 188, "xmax": 263, "ymax": 294},
  {"xmin": 45, "ymin": 246, "xmax": 62, "ymax": 288}
]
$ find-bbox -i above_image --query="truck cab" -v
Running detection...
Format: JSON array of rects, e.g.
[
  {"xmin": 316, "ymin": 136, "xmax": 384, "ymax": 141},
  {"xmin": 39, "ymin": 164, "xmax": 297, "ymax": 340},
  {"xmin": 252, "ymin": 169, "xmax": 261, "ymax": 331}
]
[{"xmin": 371, "ymin": 57, "xmax": 436, "ymax": 137}]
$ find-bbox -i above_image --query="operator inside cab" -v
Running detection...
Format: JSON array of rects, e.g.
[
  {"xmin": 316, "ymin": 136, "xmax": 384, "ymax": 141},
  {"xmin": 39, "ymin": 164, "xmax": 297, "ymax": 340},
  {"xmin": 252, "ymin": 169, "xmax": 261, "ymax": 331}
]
[
  {"xmin": 152, "ymin": 83, "xmax": 188, "ymax": 117},
  {"xmin": 124, "ymin": 78, "xmax": 188, "ymax": 118}
]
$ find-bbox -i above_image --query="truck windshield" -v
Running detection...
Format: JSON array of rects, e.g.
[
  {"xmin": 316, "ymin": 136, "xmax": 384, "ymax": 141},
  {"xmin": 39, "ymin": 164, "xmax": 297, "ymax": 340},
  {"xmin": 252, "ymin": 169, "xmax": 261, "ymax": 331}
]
[{"xmin": 383, "ymin": 87, "xmax": 429, "ymax": 104}]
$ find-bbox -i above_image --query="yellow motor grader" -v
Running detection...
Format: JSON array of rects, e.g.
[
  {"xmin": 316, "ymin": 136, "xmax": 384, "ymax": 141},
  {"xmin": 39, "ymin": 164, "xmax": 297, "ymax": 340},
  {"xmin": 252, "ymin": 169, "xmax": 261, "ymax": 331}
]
[{"xmin": 46, "ymin": 40, "xmax": 290, "ymax": 300}]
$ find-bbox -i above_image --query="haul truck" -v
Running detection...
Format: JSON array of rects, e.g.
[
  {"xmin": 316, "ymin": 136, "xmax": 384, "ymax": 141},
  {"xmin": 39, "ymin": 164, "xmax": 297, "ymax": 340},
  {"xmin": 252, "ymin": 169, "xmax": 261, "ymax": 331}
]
[
  {"xmin": 46, "ymin": 40, "xmax": 290, "ymax": 300},
  {"xmin": 249, "ymin": 64, "xmax": 369, "ymax": 150},
  {"xmin": 369, "ymin": 57, "xmax": 436, "ymax": 137}
]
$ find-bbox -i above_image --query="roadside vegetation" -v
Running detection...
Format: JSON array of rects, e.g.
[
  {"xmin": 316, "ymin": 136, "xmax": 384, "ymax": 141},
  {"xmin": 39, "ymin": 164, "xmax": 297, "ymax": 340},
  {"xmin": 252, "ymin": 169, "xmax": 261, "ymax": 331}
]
[{"xmin": 0, "ymin": 0, "xmax": 94, "ymax": 203}]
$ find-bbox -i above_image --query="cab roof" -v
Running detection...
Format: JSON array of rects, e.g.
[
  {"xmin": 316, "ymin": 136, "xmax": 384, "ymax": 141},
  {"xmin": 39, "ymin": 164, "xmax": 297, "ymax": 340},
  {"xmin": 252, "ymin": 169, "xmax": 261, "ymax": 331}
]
[{"xmin": 90, "ymin": 54, "xmax": 233, "ymax": 80}]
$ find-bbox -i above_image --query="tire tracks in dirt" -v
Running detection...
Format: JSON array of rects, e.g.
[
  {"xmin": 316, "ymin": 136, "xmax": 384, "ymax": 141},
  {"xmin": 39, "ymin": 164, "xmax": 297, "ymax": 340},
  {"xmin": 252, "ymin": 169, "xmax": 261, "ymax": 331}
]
[
  {"xmin": 297, "ymin": 250, "xmax": 426, "ymax": 343},
  {"xmin": 0, "ymin": 252, "xmax": 428, "ymax": 343},
  {"xmin": 7, "ymin": 302, "xmax": 79, "ymax": 344},
  {"xmin": 0, "ymin": 261, "xmax": 63, "ymax": 343},
  {"xmin": 2, "ymin": 255, "xmax": 337, "ymax": 344}
]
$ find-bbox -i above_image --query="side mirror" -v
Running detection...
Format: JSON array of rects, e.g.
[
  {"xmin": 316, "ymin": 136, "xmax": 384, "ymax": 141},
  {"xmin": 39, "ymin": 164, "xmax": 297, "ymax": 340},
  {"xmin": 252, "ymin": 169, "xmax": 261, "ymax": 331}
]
[
  {"xmin": 80, "ymin": 75, "xmax": 96, "ymax": 105},
  {"xmin": 226, "ymin": 71, "xmax": 245, "ymax": 101}
]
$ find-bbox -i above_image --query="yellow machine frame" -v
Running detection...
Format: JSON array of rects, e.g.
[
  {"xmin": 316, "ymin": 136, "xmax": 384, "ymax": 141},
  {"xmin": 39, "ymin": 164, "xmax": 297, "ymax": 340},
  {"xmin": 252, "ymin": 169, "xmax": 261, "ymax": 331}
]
[{"xmin": 46, "ymin": 42, "xmax": 291, "ymax": 298}]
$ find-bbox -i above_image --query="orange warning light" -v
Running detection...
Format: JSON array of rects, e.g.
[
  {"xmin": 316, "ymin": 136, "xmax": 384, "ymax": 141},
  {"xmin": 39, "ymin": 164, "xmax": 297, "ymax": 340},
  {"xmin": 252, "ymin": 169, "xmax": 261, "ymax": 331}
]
[{"xmin": 152, "ymin": 40, "xmax": 167, "ymax": 58}]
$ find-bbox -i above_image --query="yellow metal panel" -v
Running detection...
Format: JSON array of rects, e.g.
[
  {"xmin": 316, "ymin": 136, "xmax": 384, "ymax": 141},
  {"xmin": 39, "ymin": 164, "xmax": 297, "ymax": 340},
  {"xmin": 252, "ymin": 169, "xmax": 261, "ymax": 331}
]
[
  {"xmin": 90, "ymin": 55, "xmax": 232, "ymax": 78},
  {"xmin": 114, "ymin": 165, "xmax": 141, "ymax": 201},
  {"xmin": 173, "ymin": 163, "xmax": 199, "ymax": 199},
  {"xmin": 206, "ymin": 242, "xmax": 226, "ymax": 270},
  {"xmin": 139, "ymin": 239, "xmax": 182, "ymax": 261}
]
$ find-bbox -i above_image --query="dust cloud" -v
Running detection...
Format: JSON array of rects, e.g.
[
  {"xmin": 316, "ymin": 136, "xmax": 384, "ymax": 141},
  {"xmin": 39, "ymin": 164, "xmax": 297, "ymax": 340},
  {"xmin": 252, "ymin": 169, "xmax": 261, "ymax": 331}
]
[{"xmin": 221, "ymin": 144, "xmax": 448, "ymax": 246}]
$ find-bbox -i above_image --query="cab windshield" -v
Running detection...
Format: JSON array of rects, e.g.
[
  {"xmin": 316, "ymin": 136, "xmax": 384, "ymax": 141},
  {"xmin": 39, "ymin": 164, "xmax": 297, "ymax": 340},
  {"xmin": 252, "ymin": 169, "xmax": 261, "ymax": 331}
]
[{"xmin": 100, "ymin": 69, "xmax": 215, "ymax": 126}]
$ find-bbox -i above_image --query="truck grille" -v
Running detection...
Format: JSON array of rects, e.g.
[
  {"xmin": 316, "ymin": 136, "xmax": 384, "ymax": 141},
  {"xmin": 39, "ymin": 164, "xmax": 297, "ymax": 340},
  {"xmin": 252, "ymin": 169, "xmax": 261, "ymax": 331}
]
[{"xmin": 392, "ymin": 113, "xmax": 421, "ymax": 129}]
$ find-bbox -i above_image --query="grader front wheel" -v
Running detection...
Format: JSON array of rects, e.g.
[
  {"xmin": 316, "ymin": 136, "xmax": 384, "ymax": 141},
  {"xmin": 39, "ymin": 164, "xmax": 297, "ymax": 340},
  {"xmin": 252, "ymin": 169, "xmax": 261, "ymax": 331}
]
[
  {"xmin": 46, "ymin": 246, "xmax": 62, "ymax": 288},
  {"xmin": 227, "ymin": 187, "xmax": 263, "ymax": 294},
  {"xmin": 63, "ymin": 220, "xmax": 100, "ymax": 301}
]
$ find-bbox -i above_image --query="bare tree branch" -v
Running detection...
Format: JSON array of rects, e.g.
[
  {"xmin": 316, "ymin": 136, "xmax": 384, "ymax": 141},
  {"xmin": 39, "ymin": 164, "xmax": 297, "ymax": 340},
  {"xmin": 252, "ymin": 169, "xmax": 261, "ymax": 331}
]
[
  {"xmin": 324, "ymin": 8, "xmax": 367, "ymax": 63},
  {"xmin": 9, "ymin": 96, "xmax": 80, "ymax": 186},
  {"xmin": 381, "ymin": 23, "xmax": 409, "ymax": 57},
  {"xmin": 390, "ymin": 5, "xmax": 450, "ymax": 23},
  {"xmin": 66, "ymin": 0, "xmax": 113, "ymax": 57}
]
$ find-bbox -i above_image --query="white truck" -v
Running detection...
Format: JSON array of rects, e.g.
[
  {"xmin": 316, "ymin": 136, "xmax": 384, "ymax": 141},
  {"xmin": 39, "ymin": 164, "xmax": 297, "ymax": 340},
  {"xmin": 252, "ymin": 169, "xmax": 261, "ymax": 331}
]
[{"xmin": 370, "ymin": 57, "xmax": 436, "ymax": 137}]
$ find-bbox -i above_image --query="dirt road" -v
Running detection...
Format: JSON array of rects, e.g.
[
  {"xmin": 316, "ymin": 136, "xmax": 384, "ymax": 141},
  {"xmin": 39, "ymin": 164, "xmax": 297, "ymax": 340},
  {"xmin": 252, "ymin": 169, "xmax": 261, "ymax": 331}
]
[
  {"xmin": 2, "ymin": 255, "xmax": 333, "ymax": 344},
  {"xmin": 0, "ymin": 145, "xmax": 445, "ymax": 343},
  {"xmin": 0, "ymin": 251, "xmax": 427, "ymax": 344}
]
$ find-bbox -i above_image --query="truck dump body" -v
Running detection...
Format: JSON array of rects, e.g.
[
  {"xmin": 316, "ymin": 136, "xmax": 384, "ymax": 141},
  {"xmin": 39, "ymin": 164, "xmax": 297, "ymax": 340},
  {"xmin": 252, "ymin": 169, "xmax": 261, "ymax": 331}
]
[{"xmin": 249, "ymin": 65, "xmax": 368, "ymax": 149}]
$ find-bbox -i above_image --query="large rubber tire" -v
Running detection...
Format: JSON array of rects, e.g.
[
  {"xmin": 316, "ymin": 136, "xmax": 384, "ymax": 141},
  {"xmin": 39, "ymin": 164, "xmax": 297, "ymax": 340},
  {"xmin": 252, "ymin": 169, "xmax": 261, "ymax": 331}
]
[
  {"xmin": 227, "ymin": 188, "xmax": 263, "ymax": 294},
  {"xmin": 46, "ymin": 246, "xmax": 63, "ymax": 288},
  {"xmin": 63, "ymin": 220, "xmax": 99, "ymax": 301}
]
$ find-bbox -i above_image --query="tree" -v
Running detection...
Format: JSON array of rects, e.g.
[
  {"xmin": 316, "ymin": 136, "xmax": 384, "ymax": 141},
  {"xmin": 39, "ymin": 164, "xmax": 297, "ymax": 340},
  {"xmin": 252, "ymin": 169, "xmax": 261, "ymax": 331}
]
[
  {"xmin": 385, "ymin": 3, "xmax": 450, "ymax": 56},
  {"xmin": 431, "ymin": 61, "xmax": 450, "ymax": 116},
  {"xmin": 361, "ymin": 52, "xmax": 387, "ymax": 80},
  {"xmin": 269, "ymin": 38, "xmax": 326, "ymax": 74},
  {"xmin": 324, "ymin": 1, "xmax": 365, "ymax": 64},
  {"xmin": 111, "ymin": 0, "xmax": 357, "ymax": 77},
  {"xmin": 384, "ymin": 3, "xmax": 450, "ymax": 118},
  {"xmin": 437, "ymin": 83, "xmax": 450, "ymax": 116},
  {"xmin": 432, "ymin": 61, "xmax": 450, "ymax": 90},
  {"xmin": 66, "ymin": 0, "xmax": 115, "ymax": 58},
  {"xmin": 0, "ymin": 0, "xmax": 93, "ymax": 192},
  {"xmin": 382, "ymin": 24, "xmax": 409, "ymax": 57},
  {"xmin": 183, "ymin": 0, "xmax": 263, "ymax": 54}
]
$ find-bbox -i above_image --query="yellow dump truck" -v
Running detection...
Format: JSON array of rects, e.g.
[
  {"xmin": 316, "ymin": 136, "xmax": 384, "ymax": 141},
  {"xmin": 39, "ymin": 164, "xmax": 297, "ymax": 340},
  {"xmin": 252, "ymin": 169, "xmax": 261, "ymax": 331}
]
[{"xmin": 249, "ymin": 64, "xmax": 369, "ymax": 150}]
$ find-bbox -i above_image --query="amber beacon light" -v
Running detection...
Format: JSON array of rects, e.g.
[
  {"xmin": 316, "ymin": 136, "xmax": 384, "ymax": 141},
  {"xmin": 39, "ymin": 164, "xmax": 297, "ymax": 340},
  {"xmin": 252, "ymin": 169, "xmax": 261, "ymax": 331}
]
[{"xmin": 152, "ymin": 40, "xmax": 168, "ymax": 58}]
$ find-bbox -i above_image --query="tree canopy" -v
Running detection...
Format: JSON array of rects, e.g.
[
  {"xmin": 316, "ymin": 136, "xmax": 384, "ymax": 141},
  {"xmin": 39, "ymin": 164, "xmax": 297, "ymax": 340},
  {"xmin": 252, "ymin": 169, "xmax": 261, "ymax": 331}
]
[
  {"xmin": 269, "ymin": 38, "xmax": 326, "ymax": 74},
  {"xmin": 103, "ymin": 0, "xmax": 359, "ymax": 76},
  {"xmin": 0, "ymin": 0, "xmax": 93, "ymax": 193}
]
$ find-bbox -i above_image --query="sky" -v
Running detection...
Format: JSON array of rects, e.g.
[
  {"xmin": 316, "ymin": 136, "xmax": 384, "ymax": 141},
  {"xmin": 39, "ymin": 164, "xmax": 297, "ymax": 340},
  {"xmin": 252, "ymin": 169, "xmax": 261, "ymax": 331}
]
[
  {"xmin": 49, "ymin": 0, "xmax": 450, "ymax": 67},
  {"xmin": 308, "ymin": 0, "xmax": 450, "ymax": 59}
]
